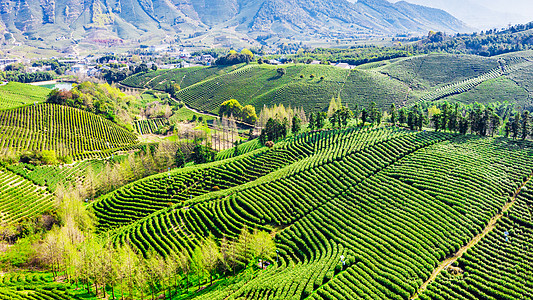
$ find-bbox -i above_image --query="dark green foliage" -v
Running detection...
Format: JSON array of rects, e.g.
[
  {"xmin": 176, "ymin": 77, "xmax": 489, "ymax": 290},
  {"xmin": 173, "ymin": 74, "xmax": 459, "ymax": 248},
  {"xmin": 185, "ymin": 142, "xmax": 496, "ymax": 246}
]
[
  {"xmin": 292, "ymin": 115, "xmax": 301, "ymax": 134},
  {"xmin": 216, "ymin": 53, "xmax": 252, "ymax": 65},
  {"xmin": 315, "ymin": 112, "xmax": 326, "ymax": 129},
  {"xmin": 175, "ymin": 149, "xmax": 185, "ymax": 168},
  {"xmin": 1, "ymin": 72, "xmax": 54, "ymax": 83},
  {"xmin": 390, "ymin": 104, "xmax": 398, "ymax": 125},
  {"xmin": 263, "ymin": 117, "xmax": 288, "ymax": 142},
  {"xmin": 329, "ymin": 106, "xmax": 352, "ymax": 127},
  {"xmin": 192, "ymin": 143, "xmax": 216, "ymax": 164}
]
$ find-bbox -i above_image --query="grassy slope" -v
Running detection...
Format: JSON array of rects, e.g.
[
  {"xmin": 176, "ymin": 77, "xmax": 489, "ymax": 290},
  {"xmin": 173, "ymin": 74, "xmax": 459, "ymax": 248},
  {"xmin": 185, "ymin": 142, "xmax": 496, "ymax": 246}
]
[
  {"xmin": 444, "ymin": 77, "xmax": 529, "ymax": 105},
  {"xmin": 377, "ymin": 54, "xmax": 500, "ymax": 90},
  {"xmin": 0, "ymin": 83, "xmax": 51, "ymax": 111},
  {"xmin": 121, "ymin": 65, "xmax": 246, "ymax": 90},
  {"xmin": 91, "ymin": 127, "xmax": 533, "ymax": 300}
]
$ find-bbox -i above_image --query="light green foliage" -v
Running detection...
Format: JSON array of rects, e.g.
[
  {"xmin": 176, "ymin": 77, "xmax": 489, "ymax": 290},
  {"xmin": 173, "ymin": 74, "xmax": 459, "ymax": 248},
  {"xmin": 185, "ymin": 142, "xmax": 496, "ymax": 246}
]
[
  {"xmin": 0, "ymin": 235, "xmax": 37, "ymax": 267},
  {"xmin": 40, "ymin": 150, "xmax": 58, "ymax": 165}
]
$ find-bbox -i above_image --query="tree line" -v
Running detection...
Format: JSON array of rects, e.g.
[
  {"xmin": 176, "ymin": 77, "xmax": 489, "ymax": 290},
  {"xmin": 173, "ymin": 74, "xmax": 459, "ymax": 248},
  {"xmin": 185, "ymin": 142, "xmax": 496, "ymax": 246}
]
[{"xmin": 390, "ymin": 101, "xmax": 533, "ymax": 140}]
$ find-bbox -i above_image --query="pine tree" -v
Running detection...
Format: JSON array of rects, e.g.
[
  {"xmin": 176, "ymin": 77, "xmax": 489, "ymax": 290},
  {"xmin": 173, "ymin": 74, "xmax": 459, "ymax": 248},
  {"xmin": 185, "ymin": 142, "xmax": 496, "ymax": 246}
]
[
  {"xmin": 390, "ymin": 104, "xmax": 397, "ymax": 125},
  {"xmin": 292, "ymin": 115, "xmax": 301, "ymax": 134},
  {"xmin": 521, "ymin": 111, "xmax": 529, "ymax": 140},
  {"xmin": 308, "ymin": 113, "xmax": 316, "ymax": 130},
  {"xmin": 361, "ymin": 108, "xmax": 368, "ymax": 126},
  {"xmin": 512, "ymin": 113, "xmax": 521, "ymax": 139}
]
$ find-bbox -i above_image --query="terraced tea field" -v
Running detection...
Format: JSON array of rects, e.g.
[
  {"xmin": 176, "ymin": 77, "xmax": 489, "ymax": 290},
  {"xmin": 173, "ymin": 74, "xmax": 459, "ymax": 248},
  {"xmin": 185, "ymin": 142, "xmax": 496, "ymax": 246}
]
[
  {"xmin": 0, "ymin": 168, "xmax": 55, "ymax": 224},
  {"xmin": 0, "ymin": 103, "xmax": 138, "ymax": 159},
  {"xmin": 87, "ymin": 125, "xmax": 533, "ymax": 300},
  {"xmin": 421, "ymin": 178, "xmax": 533, "ymax": 300}
]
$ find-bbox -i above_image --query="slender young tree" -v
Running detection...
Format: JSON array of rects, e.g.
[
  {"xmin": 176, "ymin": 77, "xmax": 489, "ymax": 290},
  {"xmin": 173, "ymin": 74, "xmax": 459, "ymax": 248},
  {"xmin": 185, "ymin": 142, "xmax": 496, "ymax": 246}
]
[
  {"xmin": 490, "ymin": 112, "xmax": 502, "ymax": 137},
  {"xmin": 390, "ymin": 104, "xmax": 397, "ymax": 125},
  {"xmin": 512, "ymin": 112, "xmax": 521, "ymax": 139},
  {"xmin": 200, "ymin": 236, "xmax": 222, "ymax": 286},
  {"xmin": 291, "ymin": 115, "xmax": 301, "ymax": 134},
  {"xmin": 251, "ymin": 230, "xmax": 276, "ymax": 269},
  {"xmin": 361, "ymin": 108, "xmax": 368, "ymax": 126},
  {"xmin": 432, "ymin": 113, "xmax": 442, "ymax": 131},
  {"xmin": 191, "ymin": 246, "xmax": 205, "ymax": 290},
  {"xmin": 308, "ymin": 113, "xmax": 316, "ymax": 130},
  {"xmin": 521, "ymin": 111, "xmax": 529, "ymax": 140}
]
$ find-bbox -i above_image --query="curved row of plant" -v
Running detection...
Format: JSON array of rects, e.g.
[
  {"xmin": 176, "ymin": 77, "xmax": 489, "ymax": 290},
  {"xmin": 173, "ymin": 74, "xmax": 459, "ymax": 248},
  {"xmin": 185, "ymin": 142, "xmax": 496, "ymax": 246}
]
[
  {"xmin": 421, "ymin": 179, "xmax": 533, "ymax": 300},
  {"xmin": 0, "ymin": 168, "xmax": 55, "ymax": 225}
]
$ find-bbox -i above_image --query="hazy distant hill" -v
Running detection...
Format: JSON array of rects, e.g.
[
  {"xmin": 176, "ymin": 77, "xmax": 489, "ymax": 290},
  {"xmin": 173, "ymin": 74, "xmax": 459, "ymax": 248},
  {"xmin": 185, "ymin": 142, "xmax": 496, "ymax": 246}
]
[
  {"xmin": 0, "ymin": 0, "xmax": 467, "ymax": 51},
  {"xmin": 387, "ymin": 0, "xmax": 533, "ymax": 30}
]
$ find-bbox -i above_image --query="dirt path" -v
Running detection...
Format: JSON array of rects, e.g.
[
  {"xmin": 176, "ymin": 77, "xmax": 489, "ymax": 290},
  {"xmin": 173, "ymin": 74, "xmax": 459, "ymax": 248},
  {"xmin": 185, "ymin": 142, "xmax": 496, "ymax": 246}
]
[{"xmin": 411, "ymin": 174, "xmax": 532, "ymax": 299}]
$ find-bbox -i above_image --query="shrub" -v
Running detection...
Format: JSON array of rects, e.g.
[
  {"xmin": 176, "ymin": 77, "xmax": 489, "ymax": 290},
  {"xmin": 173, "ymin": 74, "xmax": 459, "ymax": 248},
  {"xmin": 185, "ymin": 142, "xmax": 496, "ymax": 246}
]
[{"xmin": 41, "ymin": 150, "xmax": 58, "ymax": 165}]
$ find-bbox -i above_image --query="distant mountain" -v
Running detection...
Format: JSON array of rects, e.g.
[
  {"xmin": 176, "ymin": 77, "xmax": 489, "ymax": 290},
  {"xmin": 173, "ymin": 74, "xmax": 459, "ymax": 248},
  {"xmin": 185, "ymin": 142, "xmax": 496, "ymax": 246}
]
[
  {"xmin": 0, "ymin": 0, "xmax": 468, "ymax": 52},
  {"xmin": 386, "ymin": 0, "xmax": 533, "ymax": 30}
]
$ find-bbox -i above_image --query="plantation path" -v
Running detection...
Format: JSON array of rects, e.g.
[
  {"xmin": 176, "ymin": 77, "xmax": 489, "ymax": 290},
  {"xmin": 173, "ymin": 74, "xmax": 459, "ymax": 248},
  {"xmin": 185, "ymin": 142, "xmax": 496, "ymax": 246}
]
[{"xmin": 411, "ymin": 173, "xmax": 533, "ymax": 299}]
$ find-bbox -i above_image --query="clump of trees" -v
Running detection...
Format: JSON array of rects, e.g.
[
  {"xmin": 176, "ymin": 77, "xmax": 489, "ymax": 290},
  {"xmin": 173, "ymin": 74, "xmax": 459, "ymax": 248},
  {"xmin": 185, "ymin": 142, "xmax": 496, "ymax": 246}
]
[
  {"xmin": 35, "ymin": 189, "xmax": 276, "ymax": 300},
  {"xmin": 47, "ymin": 82, "xmax": 141, "ymax": 130},
  {"xmin": 389, "ymin": 101, "xmax": 533, "ymax": 139},
  {"xmin": 215, "ymin": 49, "xmax": 254, "ymax": 65},
  {"xmin": 256, "ymin": 104, "xmax": 307, "ymax": 129},
  {"xmin": 219, "ymin": 99, "xmax": 258, "ymax": 124},
  {"xmin": 19, "ymin": 150, "xmax": 71, "ymax": 165},
  {"xmin": 327, "ymin": 97, "xmax": 353, "ymax": 128},
  {"xmin": 191, "ymin": 141, "xmax": 216, "ymax": 164},
  {"xmin": 259, "ymin": 117, "xmax": 289, "ymax": 144}
]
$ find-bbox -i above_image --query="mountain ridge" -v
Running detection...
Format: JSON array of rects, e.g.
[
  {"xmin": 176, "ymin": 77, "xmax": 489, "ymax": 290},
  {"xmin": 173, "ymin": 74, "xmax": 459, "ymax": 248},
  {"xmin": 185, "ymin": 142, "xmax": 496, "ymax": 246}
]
[{"xmin": 0, "ymin": 0, "xmax": 467, "ymax": 52}]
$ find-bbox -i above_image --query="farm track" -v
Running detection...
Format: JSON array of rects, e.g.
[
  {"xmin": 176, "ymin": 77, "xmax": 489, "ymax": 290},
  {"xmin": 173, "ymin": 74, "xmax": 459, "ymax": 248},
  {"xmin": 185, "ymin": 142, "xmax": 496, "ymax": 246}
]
[{"xmin": 410, "ymin": 171, "xmax": 533, "ymax": 299}]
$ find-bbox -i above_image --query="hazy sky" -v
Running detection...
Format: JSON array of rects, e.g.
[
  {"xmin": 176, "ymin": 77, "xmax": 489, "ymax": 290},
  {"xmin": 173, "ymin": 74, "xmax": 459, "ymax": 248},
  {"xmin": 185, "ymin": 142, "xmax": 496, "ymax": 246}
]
[{"xmin": 383, "ymin": 0, "xmax": 533, "ymax": 29}]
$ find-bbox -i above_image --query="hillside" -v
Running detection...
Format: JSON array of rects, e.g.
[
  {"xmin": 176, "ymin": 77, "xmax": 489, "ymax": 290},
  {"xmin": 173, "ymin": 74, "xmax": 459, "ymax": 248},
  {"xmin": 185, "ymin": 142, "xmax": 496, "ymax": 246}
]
[
  {"xmin": 122, "ymin": 51, "xmax": 533, "ymax": 114},
  {"xmin": 0, "ymin": 103, "xmax": 139, "ymax": 160},
  {"xmin": 0, "ymin": 0, "xmax": 466, "ymax": 52},
  {"xmin": 0, "ymin": 167, "xmax": 55, "ymax": 225},
  {"xmin": 88, "ymin": 126, "xmax": 533, "ymax": 299}
]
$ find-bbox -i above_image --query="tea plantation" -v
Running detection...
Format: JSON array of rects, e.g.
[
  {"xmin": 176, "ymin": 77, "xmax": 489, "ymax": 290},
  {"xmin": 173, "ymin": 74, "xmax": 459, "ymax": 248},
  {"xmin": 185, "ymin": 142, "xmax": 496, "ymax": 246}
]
[
  {"xmin": 90, "ymin": 126, "xmax": 533, "ymax": 300},
  {"xmin": 0, "ymin": 103, "xmax": 139, "ymax": 159}
]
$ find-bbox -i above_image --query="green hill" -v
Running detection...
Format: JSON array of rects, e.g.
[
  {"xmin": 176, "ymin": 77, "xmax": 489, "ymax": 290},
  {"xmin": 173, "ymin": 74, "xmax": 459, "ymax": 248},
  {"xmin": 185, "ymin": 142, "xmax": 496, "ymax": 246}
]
[
  {"xmin": 122, "ymin": 51, "xmax": 533, "ymax": 114},
  {"xmin": 0, "ymin": 83, "xmax": 50, "ymax": 111},
  {"xmin": 0, "ymin": 103, "xmax": 138, "ymax": 159},
  {"xmin": 121, "ymin": 65, "xmax": 246, "ymax": 91},
  {"xmin": 89, "ymin": 126, "xmax": 533, "ymax": 300}
]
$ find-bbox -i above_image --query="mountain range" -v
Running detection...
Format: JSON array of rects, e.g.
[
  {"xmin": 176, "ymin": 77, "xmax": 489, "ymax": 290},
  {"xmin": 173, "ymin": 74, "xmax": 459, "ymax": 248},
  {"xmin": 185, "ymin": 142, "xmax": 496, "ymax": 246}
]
[{"xmin": 0, "ymin": 0, "xmax": 467, "ymax": 53}]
